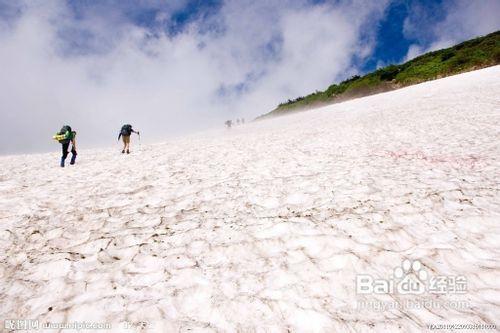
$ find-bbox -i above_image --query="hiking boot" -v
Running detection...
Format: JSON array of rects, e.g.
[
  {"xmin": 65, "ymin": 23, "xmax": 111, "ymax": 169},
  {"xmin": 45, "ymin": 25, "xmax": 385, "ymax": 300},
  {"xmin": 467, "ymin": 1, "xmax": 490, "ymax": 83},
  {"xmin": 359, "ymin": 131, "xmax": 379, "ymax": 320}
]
[
  {"xmin": 70, "ymin": 155, "xmax": 76, "ymax": 165},
  {"xmin": 126, "ymin": 149, "xmax": 130, "ymax": 154},
  {"xmin": 60, "ymin": 157, "xmax": 65, "ymax": 168},
  {"xmin": 121, "ymin": 150, "xmax": 125, "ymax": 154}
]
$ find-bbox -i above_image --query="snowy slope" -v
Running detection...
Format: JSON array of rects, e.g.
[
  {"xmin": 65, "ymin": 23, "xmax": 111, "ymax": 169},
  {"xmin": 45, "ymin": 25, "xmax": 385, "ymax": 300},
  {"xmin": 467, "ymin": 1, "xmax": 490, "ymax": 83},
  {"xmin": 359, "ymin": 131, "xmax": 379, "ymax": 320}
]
[{"xmin": 0, "ymin": 66, "xmax": 499, "ymax": 332}]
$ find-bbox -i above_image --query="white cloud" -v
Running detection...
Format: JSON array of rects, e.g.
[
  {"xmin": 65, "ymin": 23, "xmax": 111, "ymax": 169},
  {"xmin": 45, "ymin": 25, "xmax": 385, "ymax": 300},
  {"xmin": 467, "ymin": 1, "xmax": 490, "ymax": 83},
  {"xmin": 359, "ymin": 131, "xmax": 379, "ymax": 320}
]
[
  {"xmin": 0, "ymin": 0, "xmax": 389, "ymax": 154},
  {"xmin": 403, "ymin": 0, "xmax": 500, "ymax": 61}
]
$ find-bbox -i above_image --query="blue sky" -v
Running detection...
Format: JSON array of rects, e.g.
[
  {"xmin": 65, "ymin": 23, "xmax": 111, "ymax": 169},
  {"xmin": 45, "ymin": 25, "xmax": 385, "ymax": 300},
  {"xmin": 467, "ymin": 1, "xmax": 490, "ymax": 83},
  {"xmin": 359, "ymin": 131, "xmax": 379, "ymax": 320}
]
[
  {"xmin": 0, "ymin": 0, "xmax": 499, "ymax": 153},
  {"xmin": 362, "ymin": 0, "xmax": 446, "ymax": 71},
  {"xmin": 363, "ymin": 0, "xmax": 418, "ymax": 70}
]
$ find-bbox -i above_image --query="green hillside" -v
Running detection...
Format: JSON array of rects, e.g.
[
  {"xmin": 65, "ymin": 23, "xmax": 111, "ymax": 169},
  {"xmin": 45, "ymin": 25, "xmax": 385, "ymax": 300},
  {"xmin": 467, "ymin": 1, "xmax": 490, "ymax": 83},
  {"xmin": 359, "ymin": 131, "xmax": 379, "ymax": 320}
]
[{"xmin": 259, "ymin": 30, "xmax": 500, "ymax": 119}]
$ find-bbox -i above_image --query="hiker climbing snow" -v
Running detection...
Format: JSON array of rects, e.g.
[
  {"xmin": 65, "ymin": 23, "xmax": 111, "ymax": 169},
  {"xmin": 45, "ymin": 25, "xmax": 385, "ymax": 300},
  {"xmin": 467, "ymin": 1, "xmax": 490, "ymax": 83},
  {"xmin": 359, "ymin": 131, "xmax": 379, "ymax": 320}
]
[
  {"xmin": 118, "ymin": 124, "xmax": 140, "ymax": 154},
  {"xmin": 53, "ymin": 125, "xmax": 77, "ymax": 167}
]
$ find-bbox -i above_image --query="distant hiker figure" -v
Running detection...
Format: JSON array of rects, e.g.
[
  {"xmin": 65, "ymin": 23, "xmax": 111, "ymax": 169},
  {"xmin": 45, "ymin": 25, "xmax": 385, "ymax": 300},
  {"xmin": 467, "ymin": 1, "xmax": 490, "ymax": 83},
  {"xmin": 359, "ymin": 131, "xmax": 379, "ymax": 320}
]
[
  {"xmin": 236, "ymin": 118, "xmax": 240, "ymax": 125},
  {"xmin": 53, "ymin": 125, "xmax": 77, "ymax": 167},
  {"xmin": 118, "ymin": 124, "xmax": 140, "ymax": 154},
  {"xmin": 225, "ymin": 120, "xmax": 232, "ymax": 129}
]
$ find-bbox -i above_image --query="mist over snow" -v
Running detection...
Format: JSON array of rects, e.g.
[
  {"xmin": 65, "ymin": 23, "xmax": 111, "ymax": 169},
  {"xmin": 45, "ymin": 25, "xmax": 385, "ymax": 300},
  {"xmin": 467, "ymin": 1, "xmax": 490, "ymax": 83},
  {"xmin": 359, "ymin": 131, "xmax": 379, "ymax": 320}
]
[{"xmin": 0, "ymin": 0, "xmax": 498, "ymax": 154}]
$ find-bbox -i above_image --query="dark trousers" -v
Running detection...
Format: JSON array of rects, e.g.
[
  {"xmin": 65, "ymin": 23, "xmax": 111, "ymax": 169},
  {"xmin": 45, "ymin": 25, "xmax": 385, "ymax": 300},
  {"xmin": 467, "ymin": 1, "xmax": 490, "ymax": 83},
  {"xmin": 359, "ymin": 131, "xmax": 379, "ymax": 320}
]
[{"xmin": 61, "ymin": 142, "xmax": 77, "ymax": 160}]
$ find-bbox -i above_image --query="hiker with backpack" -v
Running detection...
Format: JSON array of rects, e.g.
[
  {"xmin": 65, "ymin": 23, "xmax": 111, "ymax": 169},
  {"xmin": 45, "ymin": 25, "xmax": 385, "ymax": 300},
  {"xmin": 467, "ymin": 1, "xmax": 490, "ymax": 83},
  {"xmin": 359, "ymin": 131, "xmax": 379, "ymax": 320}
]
[
  {"xmin": 53, "ymin": 125, "xmax": 77, "ymax": 167},
  {"xmin": 118, "ymin": 124, "xmax": 140, "ymax": 154}
]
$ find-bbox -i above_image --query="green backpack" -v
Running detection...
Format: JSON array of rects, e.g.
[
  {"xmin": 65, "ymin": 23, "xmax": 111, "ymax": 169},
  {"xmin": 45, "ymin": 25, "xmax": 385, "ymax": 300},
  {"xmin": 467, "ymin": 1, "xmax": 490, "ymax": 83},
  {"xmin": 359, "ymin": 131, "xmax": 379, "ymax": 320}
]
[{"xmin": 53, "ymin": 125, "xmax": 75, "ymax": 143}]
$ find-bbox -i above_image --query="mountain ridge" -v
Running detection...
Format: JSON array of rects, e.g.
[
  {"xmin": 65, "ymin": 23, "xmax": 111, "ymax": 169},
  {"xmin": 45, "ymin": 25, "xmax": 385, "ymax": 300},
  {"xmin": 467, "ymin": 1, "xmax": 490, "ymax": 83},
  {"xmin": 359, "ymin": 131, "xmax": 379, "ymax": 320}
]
[{"xmin": 258, "ymin": 30, "xmax": 500, "ymax": 119}]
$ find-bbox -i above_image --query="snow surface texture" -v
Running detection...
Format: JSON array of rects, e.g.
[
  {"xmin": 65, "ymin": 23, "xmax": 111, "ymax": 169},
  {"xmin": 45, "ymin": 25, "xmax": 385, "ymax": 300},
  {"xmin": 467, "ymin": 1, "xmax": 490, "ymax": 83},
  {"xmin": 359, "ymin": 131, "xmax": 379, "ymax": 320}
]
[{"xmin": 1, "ymin": 66, "xmax": 499, "ymax": 332}]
